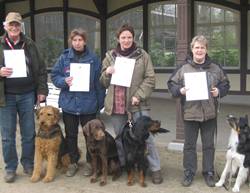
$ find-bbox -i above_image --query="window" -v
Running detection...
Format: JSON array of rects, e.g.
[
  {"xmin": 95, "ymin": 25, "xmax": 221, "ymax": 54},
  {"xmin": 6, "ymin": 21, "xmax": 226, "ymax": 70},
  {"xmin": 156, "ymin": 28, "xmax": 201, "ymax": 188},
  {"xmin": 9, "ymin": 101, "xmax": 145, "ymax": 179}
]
[
  {"xmin": 248, "ymin": 11, "xmax": 250, "ymax": 69},
  {"xmin": 23, "ymin": 17, "xmax": 31, "ymax": 37},
  {"xmin": 68, "ymin": 13, "xmax": 101, "ymax": 57},
  {"xmin": 195, "ymin": 2, "xmax": 240, "ymax": 68},
  {"xmin": 107, "ymin": 7, "xmax": 143, "ymax": 50},
  {"xmin": 35, "ymin": 12, "xmax": 64, "ymax": 68},
  {"xmin": 148, "ymin": 2, "xmax": 177, "ymax": 68}
]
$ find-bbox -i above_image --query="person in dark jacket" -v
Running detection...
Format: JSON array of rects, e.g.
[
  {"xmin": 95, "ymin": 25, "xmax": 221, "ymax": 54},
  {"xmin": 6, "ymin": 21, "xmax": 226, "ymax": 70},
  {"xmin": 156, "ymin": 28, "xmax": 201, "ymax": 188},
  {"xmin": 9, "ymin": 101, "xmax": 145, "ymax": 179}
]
[
  {"xmin": 51, "ymin": 28, "xmax": 105, "ymax": 177},
  {"xmin": 168, "ymin": 35, "xmax": 230, "ymax": 187},
  {"xmin": 0, "ymin": 12, "xmax": 48, "ymax": 183}
]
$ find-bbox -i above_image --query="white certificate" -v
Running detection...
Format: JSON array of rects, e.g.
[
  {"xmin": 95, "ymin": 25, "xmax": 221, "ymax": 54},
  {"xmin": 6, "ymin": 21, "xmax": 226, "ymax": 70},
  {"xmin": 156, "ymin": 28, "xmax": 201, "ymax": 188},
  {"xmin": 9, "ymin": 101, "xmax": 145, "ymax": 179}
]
[
  {"xmin": 70, "ymin": 63, "xmax": 90, "ymax": 92},
  {"xmin": 4, "ymin": 49, "xmax": 27, "ymax": 78},
  {"xmin": 111, "ymin": 57, "xmax": 135, "ymax": 87},
  {"xmin": 184, "ymin": 72, "xmax": 209, "ymax": 101}
]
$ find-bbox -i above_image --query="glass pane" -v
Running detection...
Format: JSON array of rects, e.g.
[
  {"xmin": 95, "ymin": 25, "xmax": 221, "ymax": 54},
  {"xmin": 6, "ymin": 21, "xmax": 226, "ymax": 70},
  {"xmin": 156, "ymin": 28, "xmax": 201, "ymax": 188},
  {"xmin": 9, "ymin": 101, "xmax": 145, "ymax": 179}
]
[
  {"xmin": 225, "ymin": 25, "xmax": 238, "ymax": 46},
  {"xmin": 210, "ymin": 26, "xmax": 224, "ymax": 47},
  {"xmin": 211, "ymin": 7, "xmax": 224, "ymax": 23},
  {"xmin": 107, "ymin": 7, "xmax": 143, "ymax": 50},
  {"xmin": 196, "ymin": 4, "xmax": 210, "ymax": 24},
  {"xmin": 195, "ymin": 26, "xmax": 210, "ymax": 39},
  {"xmin": 208, "ymin": 48, "xmax": 225, "ymax": 66},
  {"xmin": 23, "ymin": 17, "xmax": 31, "ymax": 37},
  {"xmin": 68, "ymin": 13, "xmax": 101, "ymax": 57},
  {"xmin": 248, "ymin": 11, "xmax": 250, "ymax": 69},
  {"xmin": 149, "ymin": 3, "xmax": 177, "ymax": 67},
  {"xmin": 195, "ymin": 2, "xmax": 240, "ymax": 68},
  {"xmin": 225, "ymin": 10, "xmax": 239, "ymax": 22},
  {"xmin": 35, "ymin": 12, "xmax": 64, "ymax": 68},
  {"xmin": 225, "ymin": 48, "xmax": 240, "ymax": 67}
]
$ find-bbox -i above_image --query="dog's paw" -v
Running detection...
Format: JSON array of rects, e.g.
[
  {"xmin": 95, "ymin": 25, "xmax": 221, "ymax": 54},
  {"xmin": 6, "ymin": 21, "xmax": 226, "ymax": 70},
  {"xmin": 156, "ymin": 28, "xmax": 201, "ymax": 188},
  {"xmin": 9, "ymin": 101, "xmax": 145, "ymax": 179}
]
[
  {"xmin": 232, "ymin": 185, "xmax": 240, "ymax": 192},
  {"xmin": 42, "ymin": 176, "xmax": 53, "ymax": 183},
  {"xmin": 90, "ymin": 177, "xmax": 97, "ymax": 183},
  {"xmin": 30, "ymin": 175, "xmax": 40, "ymax": 183},
  {"xmin": 99, "ymin": 180, "xmax": 107, "ymax": 186},
  {"xmin": 215, "ymin": 181, "xmax": 224, "ymax": 187},
  {"xmin": 112, "ymin": 171, "xmax": 122, "ymax": 181},
  {"xmin": 140, "ymin": 182, "xmax": 147, "ymax": 187},
  {"xmin": 127, "ymin": 180, "xmax": 134, "ymax": 186}
]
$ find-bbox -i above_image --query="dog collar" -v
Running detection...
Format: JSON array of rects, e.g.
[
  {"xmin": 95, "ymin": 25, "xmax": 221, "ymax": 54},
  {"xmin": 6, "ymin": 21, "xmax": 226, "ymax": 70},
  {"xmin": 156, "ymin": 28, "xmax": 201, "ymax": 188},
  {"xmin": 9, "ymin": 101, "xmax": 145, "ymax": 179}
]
[{"xmin": 37, "ymin": 124, "xmax": 61, "ymax": 139}]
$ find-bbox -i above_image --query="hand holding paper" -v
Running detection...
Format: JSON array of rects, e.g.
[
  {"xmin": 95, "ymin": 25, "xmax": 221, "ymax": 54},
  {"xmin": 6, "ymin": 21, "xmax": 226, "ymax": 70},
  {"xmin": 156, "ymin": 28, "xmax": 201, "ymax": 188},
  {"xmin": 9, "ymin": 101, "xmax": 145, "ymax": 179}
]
[{"xmin": 0, "ymin": 67, "xmax": 13, "ymax": 77}]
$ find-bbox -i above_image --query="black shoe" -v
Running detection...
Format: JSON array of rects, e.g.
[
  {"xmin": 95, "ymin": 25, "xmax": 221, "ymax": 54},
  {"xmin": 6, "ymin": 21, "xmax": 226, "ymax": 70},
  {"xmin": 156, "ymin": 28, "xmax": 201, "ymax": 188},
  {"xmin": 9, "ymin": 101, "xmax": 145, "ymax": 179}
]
[
  {"xmin": 4, "ymin": 171, "xmax": 16, "ymax": 183},
  {"xmin": 152, "ymin": 170, "xmax": 163, "ymax": 184},
  {"xmin": 203, "ymin": 172, "xmax": 215, "ymax": 187},
  {"xmin": 23, "ymin": 167, "xmax": 33, "ymax": 176},
  {"xmin": 181, "ymin": 170, "xmax": 194, "ymax": 187}
]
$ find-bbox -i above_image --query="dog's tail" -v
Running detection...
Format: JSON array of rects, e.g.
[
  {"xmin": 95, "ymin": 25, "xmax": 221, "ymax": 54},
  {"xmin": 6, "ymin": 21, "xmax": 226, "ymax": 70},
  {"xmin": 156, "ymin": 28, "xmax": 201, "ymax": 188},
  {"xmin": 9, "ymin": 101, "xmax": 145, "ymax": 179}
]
[{"xmin": 150, "ymin": 128, "xmax": 170, "ymax": 135}]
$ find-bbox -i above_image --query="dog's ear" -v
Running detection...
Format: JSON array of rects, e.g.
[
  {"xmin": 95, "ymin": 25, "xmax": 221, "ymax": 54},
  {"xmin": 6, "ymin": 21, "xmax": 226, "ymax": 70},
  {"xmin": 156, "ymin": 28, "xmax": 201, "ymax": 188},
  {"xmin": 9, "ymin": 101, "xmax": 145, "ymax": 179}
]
[
  {"xmin": 36, "ymin": 106, "xmax": 43, "ymax": 119},
  {"xmin": 100, "ymin": 119, "xmax": 106, "ymax": 131},
  {"xmin": 52, "ymin": 107, "xmax": 60, "ymax": 123},
  {"xmin": 83, "ymin": 121, "xmax": 90, "ymax": 136}
]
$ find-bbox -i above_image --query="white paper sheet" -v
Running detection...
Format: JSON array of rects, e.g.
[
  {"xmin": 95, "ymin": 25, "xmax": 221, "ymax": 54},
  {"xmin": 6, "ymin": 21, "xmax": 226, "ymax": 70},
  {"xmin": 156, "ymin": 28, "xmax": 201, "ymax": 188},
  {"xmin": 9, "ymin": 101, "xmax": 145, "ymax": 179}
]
[
  {"xmin": 69, "ymin": 63, "xmax": 90, "ymax": 92},
  {"xmin": 4, "ymin": 49, "xmax": 27, "ymax": 78},
  {"xmin": 184, "ymin": 72, "xmax": 209, "ymax": 101},
  {"xmin": 111, "ymin": 57, "xmax": 135, "ymax": 87}
]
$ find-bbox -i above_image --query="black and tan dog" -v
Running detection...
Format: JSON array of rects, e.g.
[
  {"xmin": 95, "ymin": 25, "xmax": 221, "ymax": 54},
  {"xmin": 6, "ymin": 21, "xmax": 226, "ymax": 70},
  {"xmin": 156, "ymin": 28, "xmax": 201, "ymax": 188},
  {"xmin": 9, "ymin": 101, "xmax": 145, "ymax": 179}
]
[
  {"xmin": 31, "ymin": 106, "xmax": 70, "ymax": 183},
  {"xmin": 122, "ymin": 116, "xmax": 169, "ymax": 187},
  {"xmin": 83, "ymin": 119, "xmax": 121, "ymax": 186}
]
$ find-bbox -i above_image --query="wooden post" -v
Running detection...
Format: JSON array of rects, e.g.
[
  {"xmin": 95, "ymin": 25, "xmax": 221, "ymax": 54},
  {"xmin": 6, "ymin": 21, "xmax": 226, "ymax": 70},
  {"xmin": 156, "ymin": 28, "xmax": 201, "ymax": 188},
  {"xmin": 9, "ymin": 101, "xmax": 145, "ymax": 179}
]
[{"xmin": 169, "ymin": 0, "xmax": 191, "ymax": 149}]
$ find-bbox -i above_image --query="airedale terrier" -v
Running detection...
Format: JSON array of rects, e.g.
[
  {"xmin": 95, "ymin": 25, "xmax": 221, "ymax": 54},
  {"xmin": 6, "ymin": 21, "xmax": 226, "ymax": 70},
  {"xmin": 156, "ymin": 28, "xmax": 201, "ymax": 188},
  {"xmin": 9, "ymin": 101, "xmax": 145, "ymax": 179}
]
[{"xmin": 31, "ymin": 106, "xmax": 70, "ymax": 183}]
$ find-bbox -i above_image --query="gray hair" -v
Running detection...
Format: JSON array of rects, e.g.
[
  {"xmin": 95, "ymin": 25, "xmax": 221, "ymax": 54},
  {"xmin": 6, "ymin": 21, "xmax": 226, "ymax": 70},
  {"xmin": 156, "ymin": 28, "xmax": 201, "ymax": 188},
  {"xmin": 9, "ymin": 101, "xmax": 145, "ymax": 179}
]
[{"xmin": 190, "ymin": 35, "xmax": 208, "ymax": 50}]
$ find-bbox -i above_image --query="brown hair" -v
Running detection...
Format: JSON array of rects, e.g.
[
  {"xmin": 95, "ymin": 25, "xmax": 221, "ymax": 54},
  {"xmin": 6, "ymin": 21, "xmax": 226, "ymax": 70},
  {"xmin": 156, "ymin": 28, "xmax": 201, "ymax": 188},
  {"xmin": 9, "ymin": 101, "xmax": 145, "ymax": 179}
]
[
  {"xmin": 68, "ymin": 28, "xmax": 87, "ymax": 46},
  {"xmin": 116, "ymin": 24, "xmax": 135, "ymax": 39}
]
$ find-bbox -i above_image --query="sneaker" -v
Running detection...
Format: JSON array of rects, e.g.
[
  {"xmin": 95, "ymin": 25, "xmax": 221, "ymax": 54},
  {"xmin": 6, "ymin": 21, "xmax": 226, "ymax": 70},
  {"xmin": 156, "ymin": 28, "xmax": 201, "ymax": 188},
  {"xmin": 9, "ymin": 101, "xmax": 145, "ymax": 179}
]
[
  {"xmin": 66, "ymin": 163, "xmax": 78, "ymax": 177},
  {"xmin": 182, "ymin": 170, "xmax": 194, "ymax": 187},
  {"xmin": 4, "ymin": 171, "xmax": 16, "ymax": 183},
  {"xmin": 83, "ymin": 162, "xmax": 92, "ymax": 176},
  {"xmin": 23, "ymin": 168, "xmax": 33, "ymax": 176},
  {"xmin": 203, "ymin": 172, "xmax": 215, "ymax": 187},
  {"xmin": 152, "ymin": 170, "xmax": 163, "ymax": 184}
]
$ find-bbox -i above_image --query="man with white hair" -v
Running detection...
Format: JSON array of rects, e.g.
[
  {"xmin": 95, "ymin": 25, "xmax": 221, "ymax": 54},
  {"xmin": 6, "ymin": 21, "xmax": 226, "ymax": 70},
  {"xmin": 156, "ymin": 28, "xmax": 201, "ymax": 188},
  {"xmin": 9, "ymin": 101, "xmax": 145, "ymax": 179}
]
[{"xmin": 0, "ymin": 12, "xmax": 48, "ymax": 183}]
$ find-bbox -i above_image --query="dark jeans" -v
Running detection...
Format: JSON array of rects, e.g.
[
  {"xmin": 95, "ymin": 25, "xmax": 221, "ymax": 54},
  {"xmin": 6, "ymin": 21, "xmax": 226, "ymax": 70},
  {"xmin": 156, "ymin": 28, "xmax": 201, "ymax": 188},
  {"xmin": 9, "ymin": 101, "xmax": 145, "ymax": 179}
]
[
  {"xmin": 183, "ymin": 118, "xmax": 216, "ymax": 175},
  {"xmin": 0, "ymin": 92, "xmax": 35, "ymax": 172},
  {"xmin": 62, "ymin": 111, "xmax": 96, "ymax": 164}
]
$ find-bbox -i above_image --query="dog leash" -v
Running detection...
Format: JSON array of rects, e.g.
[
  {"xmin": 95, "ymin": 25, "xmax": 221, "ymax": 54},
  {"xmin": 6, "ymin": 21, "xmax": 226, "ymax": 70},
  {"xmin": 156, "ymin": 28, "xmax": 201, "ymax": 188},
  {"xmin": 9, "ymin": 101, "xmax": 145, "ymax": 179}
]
[{"xmin": 214, "ymin": 94, "xmax": 229, "ymax": 191}]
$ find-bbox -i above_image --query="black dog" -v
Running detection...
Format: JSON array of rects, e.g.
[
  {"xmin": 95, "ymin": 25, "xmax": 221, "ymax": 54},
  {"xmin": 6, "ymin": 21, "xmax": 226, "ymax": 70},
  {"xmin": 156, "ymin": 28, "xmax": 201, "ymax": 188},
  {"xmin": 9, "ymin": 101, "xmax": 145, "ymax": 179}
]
[
  {"xmin": 237, "ymin": 115, "xmax": 250, "ymax": 168},
  {"xmin": 121, "ymin": 116, "xmax": 169, "ymax": 187}
]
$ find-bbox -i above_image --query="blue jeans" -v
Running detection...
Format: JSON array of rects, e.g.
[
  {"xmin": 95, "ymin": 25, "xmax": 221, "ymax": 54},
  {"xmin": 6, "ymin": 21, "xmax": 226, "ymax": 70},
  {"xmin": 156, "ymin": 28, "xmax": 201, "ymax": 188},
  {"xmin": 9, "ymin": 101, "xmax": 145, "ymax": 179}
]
[{"xmin": 0, "ymin": 92, "xmax": 35, "ymax": 172}]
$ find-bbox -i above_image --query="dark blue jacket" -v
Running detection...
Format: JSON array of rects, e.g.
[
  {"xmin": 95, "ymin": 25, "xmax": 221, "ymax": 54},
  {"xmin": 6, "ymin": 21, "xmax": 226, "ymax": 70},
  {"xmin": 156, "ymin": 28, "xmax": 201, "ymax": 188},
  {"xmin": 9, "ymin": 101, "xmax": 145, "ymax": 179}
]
[{"xmin": 51, "ymin": 47, "xmax": 105, "ymax": 115}]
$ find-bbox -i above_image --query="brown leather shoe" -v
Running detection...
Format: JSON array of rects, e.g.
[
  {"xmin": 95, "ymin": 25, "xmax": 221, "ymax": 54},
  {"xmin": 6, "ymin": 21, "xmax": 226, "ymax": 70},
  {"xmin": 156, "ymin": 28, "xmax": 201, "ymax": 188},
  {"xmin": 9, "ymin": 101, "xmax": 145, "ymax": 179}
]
[{"xmin": 152, "ymin": 170, "xmax": 163, "ymax": 184}]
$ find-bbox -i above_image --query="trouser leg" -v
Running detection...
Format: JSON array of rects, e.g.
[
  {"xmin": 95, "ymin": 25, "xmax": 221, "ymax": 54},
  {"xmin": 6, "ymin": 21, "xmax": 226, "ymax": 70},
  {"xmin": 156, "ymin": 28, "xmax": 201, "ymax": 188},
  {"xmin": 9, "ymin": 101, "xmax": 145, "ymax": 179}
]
[
  {"xmin": 183, "ymin": 120, "xmax": 199, "ymax": 174},
  {"xmin": 18, "ymin": 92, "xmax": 36, "ymax": 170},
  {"xmin": 80, "ymin": 113, "xmax": 96, "ymax": 163},
  {"xmin": 63, "ymin": 112, "xmax": 80, "ymax": 163},
  {"xmin": 200, "ymin": 118, "xmax": 216, "ymax": 173},
  {"xmin": 0, "ymin": 95, "xmax": 18, "ymax": 172},
  {"xmin": 110, "ymin": 114, "xmax": 127, "ymax": 167}
]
